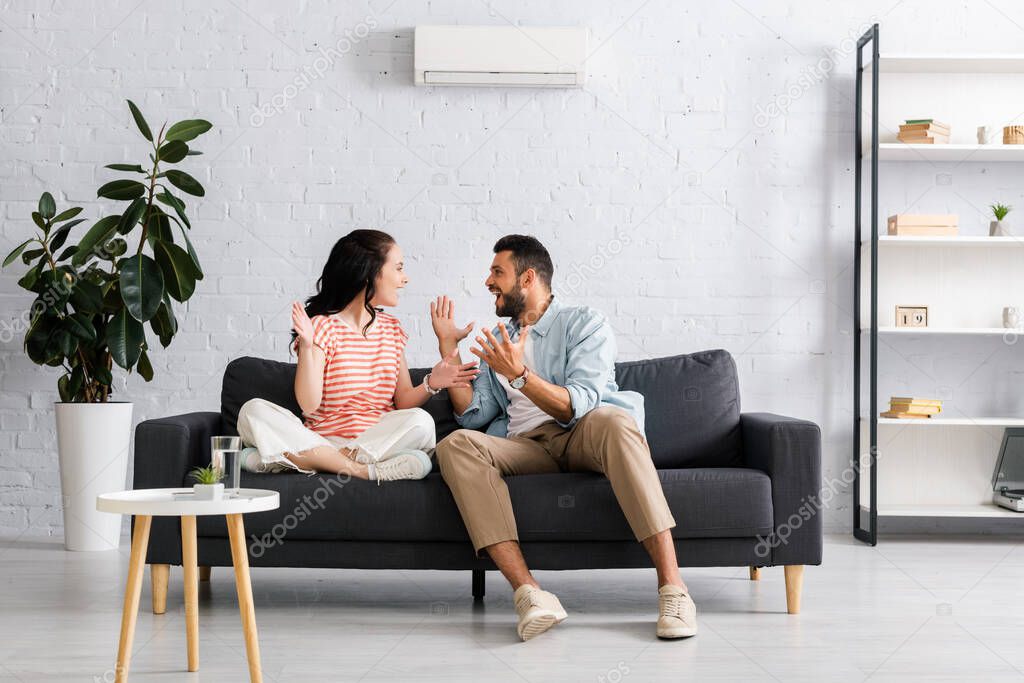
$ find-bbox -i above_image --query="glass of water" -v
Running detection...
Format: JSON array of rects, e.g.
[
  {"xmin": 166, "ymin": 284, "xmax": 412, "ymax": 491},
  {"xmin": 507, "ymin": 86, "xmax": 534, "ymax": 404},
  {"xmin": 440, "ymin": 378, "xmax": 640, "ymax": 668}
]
[{"xmin": 211, "ymin": 436, "xmax": 242, "ymax": 494}]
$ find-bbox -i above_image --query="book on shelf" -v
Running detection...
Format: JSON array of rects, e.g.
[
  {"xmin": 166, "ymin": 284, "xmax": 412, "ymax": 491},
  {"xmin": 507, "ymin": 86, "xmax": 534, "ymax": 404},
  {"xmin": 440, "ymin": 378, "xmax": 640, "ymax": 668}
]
[
  {"xmin": 898, "ymin": 120, "xmax": 951, "ymax": 144},
  {"xmin": 882, "ymin": 396, "xmax": 943, "ymax": 419},
  {"xmin": 889, "ymin": 404, "xmax": 941, "ymax": 415},
  {"xmin": 900, "ymin": 121, "xmax": 950, "ymax": 134},
  {"xmin": 890, "ymin": 397, "xmax": 942, "ymax": 405},
  {"xmin": 880, "ymin": 411, "xmax": 935, "ymax": 419},
  {"xmin": 887, "ymin": 214, "xmax": 958, "ymax": 236},
  {"xmin": 887, "ymin": 225, "xmax": 959, "ymax": 236},
  {"xmin": 896, "ymin": 134, "xmax": 950, "ymax": 145}
]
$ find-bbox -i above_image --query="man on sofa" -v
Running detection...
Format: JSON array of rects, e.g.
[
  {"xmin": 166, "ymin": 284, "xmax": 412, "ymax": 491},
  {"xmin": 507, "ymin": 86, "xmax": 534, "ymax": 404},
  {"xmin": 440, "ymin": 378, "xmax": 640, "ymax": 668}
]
[{"xmin": 430, "ymin": 234, "xmax": 697, "ymax": 642}]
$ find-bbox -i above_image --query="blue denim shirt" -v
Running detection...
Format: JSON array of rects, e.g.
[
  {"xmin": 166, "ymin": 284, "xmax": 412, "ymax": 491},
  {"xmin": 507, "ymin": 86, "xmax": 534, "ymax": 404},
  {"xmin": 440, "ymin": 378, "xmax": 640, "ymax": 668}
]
[{"xmin": 453, "ymin": 297, "xmax": 645, "ymax": 438}]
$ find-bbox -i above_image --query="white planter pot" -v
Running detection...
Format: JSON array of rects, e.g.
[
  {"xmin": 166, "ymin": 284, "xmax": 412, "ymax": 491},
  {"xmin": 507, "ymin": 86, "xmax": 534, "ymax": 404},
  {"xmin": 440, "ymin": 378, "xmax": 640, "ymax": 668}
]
[
  {"xmin": 55, "ymin": 402, "xmax": 133, "ymax": 551},
  {"xmin": 192, "ymin": 483, "xmax": 224, "ymax": 500}
]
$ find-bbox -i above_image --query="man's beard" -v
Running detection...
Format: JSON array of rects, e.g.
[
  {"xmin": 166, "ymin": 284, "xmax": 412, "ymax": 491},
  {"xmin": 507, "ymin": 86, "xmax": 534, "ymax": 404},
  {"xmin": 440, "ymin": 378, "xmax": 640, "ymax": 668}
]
[{"xmin": 494, "ymin": 287, "xmax": 526, "ymax": 319}]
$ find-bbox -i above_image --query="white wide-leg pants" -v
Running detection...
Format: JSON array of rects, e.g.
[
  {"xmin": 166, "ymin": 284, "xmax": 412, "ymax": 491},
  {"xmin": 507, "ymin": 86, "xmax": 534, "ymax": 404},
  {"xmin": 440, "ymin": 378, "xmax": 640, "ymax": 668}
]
[{"xmin": 236, "ymin": 398, "xmax": 436, "ymax": 473}]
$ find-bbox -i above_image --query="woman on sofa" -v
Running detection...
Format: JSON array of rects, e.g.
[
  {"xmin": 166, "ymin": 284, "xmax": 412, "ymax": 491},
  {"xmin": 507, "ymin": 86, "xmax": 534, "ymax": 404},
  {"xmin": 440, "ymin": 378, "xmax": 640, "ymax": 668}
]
[{"xmin": 237, "ymin": 229, "xmax": 479, "ymax": 482}]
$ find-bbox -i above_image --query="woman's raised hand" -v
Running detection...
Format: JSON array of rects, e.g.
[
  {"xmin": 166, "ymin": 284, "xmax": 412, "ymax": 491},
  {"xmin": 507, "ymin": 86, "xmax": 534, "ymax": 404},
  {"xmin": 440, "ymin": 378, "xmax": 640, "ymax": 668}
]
[
  {"xmin": 430, "ymin": 295, "xmax": 474, "ymax": 346},
  {"xmin": 429, "ymin": 348, "xmax": 479, "ymax": 389},
  {"xmin": 291, "ymin": 301, "xmax": 314, "ymax": 349}
]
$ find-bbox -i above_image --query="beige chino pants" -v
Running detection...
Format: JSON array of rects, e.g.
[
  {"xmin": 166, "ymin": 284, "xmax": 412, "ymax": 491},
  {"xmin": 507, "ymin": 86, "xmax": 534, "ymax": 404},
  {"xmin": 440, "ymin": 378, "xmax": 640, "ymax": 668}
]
[{"xmin": 436, "ymin": 406, "xmax": 676, "ymax": 555}]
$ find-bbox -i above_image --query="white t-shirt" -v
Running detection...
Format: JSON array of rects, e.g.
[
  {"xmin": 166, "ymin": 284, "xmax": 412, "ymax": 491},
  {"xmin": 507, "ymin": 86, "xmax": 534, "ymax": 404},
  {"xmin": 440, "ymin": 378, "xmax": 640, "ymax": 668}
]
[{"xmin": 494, "ymin": 335, "xmax": 555, "ymax": 436}]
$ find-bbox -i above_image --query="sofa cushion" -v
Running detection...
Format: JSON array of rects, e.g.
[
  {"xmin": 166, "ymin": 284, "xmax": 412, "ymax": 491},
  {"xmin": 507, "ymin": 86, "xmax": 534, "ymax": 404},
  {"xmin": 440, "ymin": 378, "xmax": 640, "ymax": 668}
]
[
  {"xmin": 220, "ymin": 356, "xmax": 459, "ymax": 441},
  {"xmin": 194, "ymin": 467, "xmax": 773, "ymax": 543},
  {"xmin": 615, "ymin": 350, "xmax": 743, "ymax": 468},
  {"xmin": 221, "ymin": 349, "xmax": 743, "ymax": 468}
]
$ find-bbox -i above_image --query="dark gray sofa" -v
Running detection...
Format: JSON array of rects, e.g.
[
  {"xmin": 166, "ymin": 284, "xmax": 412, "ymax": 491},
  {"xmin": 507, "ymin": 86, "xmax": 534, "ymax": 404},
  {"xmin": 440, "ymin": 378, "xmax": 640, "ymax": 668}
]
[{"xmin": 134, "ymin": 349, "xmax": 822, "ymax": 614}]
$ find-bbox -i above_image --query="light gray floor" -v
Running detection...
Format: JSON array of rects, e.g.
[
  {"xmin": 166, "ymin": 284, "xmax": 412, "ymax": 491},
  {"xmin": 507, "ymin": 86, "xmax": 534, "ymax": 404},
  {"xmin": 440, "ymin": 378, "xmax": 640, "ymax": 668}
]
[{"xmin": 1, "ymin": 533, "xmax": 1023, "ymax": 682}]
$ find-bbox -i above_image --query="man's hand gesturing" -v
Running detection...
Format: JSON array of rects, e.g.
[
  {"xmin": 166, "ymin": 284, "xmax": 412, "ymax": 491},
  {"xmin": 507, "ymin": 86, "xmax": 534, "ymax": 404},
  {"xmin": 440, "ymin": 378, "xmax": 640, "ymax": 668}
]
[
  {"xmin": 430, "ymin": 295, "xmax": 474, "ymax": 347},
  {"xmin": 470, "ymin": 323, "xmax": 529, "ymax": 381}
]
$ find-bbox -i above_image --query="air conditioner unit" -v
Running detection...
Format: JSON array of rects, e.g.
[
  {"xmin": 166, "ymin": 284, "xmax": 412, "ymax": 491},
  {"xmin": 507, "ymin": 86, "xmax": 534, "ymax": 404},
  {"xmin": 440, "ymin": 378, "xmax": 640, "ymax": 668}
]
[{"xmin": 414, "ymin": 25, "xmax": 587, "ymax": 87}]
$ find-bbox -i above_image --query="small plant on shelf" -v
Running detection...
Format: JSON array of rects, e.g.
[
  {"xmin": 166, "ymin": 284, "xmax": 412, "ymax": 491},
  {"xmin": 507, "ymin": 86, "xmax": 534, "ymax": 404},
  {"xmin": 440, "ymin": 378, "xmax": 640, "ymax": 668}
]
[{"xmin": 990, "ymin": 203, "xmax": 1013, "ymax": 236}]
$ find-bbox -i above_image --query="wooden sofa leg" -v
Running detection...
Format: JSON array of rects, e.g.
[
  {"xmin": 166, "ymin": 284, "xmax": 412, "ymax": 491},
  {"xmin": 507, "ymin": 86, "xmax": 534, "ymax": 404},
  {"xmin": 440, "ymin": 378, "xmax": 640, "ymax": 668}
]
[
  {"xmin": 784, "ymin": 565, "xmax": 803, "ymax": 614},
  {"xmin": 472, "ymin": 570, "xmax": 485, "ymax": 602},
  {"xmin": 151, "ymin": 563, "xmax": 170, "ymax": 614},
  {"xmin": 749, "ymin": 566, "xmax": 761, "ymax": 581},
  {"xmin": 199, "ymin": 566, "xmax": 211, "ymax": 582}
]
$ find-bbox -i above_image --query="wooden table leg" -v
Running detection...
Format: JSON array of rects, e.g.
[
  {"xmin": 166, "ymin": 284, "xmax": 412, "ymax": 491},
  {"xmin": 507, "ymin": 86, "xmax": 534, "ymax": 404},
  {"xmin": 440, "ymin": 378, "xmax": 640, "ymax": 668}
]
[
  {"xmin": 226, "ymin": 513, "xmax": 262, "ymax": 683},
  {"xmin": 181, "ymin": 515, "xmax": 199, "ymax": 672},
  {"xmin": 115, "ymin": 514, "xmax": 152, "ymax": 683}
]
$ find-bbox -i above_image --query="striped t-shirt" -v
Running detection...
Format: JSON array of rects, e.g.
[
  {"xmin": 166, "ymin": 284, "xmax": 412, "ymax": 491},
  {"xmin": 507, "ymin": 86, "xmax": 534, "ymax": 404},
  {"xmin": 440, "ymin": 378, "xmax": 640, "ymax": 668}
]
[{"xmin": 302, "ymin": 311, "xmax": 408, "ymax": 439}]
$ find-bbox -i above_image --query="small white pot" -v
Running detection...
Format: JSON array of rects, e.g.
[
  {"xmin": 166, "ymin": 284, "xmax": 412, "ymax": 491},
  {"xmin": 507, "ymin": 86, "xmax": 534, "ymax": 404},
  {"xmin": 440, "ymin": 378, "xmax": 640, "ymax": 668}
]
[
  {"xmin": 991, "ymin": 220, "xmax": 1012, "ymax": 236},
  {"xmin": 192, "ymin": 483, "xmax": 224, "ymax": 500},
  {"xmin": 56, "ymin": 401, "xmax": 133, "ymax": 552}
]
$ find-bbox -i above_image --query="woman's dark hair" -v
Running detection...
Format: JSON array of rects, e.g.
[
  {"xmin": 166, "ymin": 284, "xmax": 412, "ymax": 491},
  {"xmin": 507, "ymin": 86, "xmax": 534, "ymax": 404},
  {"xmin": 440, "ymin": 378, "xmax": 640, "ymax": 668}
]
[{"xmin": 294, "ymin": 229, "xmax": 396, "ymax": 344}]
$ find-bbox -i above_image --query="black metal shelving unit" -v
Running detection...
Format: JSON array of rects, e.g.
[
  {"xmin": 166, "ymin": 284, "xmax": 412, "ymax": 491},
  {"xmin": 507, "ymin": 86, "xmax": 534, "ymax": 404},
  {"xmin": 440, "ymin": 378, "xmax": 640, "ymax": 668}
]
[{"xmin": 853, "ymin": 23, "xmax": 879, "ymax": 546}]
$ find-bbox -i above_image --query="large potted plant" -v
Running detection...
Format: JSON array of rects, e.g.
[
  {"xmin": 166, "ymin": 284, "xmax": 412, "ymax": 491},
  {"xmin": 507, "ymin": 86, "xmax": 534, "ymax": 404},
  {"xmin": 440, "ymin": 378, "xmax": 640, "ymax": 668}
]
[{"xmin": 2, "ymin": 100, "xmax": 211, "ymax": 551}]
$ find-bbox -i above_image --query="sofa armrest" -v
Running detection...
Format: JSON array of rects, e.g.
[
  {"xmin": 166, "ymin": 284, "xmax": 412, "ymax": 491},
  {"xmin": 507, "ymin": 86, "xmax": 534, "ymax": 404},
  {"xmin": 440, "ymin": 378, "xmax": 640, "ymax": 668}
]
[
  {"xmin": 133, "ymin": 411, "xmax": 222, "ymax": 566},
  {"xmin": 740, "ymin": 412, "xmax": 822, "ymax": 566},
  {"xmin": 134, "ymin": 412, "xmax": 222, "ymax": 488}
]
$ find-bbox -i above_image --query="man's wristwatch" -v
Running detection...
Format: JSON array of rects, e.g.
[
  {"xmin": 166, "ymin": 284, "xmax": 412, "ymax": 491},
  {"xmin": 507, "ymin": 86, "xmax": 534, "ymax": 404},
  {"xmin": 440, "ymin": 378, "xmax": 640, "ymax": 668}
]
[{"xmin": 509, "ymin": 366, "xmax": 530, "ymax": 390}]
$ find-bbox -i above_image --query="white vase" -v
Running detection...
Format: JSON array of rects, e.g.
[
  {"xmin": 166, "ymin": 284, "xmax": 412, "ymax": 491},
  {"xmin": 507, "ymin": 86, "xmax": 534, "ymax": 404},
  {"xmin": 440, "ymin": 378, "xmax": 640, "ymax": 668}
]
[
  {"xmin": 990, "ymin": 220, "xmax": 1012, "ymax": 236},
  {"xmin": 192, "ymin": 483, "xmax": 224, "ymax": 500},
  {"xmin": 55, "ymin": 402, "xmax": 133, "ymax": 551}
]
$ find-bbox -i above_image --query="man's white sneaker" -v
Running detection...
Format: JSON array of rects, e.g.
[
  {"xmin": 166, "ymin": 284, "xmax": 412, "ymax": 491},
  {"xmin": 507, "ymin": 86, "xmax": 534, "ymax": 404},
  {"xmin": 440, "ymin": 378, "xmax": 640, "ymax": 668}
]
[
  {"xmin": 657, "ymin": 584, "xmax": 698, "ymax": 639},
  {"xmin": 371, "ymin": 449, "xmax": 432, "ymax": 484},
  {"xmin": 513, "ymin": 585, "xmax": 567, "ymax": 641}
]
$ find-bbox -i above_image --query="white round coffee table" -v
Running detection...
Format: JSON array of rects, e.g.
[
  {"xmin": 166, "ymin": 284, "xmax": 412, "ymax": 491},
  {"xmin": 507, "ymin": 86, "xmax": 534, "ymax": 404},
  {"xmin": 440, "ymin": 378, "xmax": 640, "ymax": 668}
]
[{"xmin": 97, "ymin": 488, "xmax": 279, "ymax": 683}]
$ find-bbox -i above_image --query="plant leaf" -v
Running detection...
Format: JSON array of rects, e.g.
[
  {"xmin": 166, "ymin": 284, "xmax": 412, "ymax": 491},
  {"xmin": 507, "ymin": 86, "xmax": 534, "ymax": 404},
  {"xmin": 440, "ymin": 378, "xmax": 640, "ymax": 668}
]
[
  {"xmin": 57, "ymin": 245, "xmax": 78, "ymax": 261},
  {"xmin": 65, "ymin": 312, "xmax": 97, "ymax": 342},
  {"xmin": 94, "ymin": 364, "xmax": 113, "ymax": 385},
  {"xmin": 58, "ymin": 374, "xmax": 71, "ymax": 402},
  {"xmin": 38, "ymin": 192, "xmax": 56, "ymax": 219},
  {"xmin": 97, "ymin": 179, "xmax": 147, "ymax": 201},
  {"xmin": 156, "ymin": 190, "xmax": 191, "ymax": 228},
  {"xmin": 137, "ymin": 348, "xmax": 153, "ymax": 381},
  {"xmin": 68, "ymin": 364, "xmax": 85, "ymax": 399},
  {"xmin": 72, "ymin": 216, "xmax": 120, "ymax": 266},
  {"xmin": 116, "ymin": 197, "xmax": 148, "ymax": 235},
  {"xmin": 70, "ymin": 280, "xmax": 103, "ymax": 313},
  {"xmin": 107, "ymin": 308, "xmax": 146, "ymax": 369},
  {"xmin": 154, "ymin": 240, "xmax": 198, "ymax": 301},
  {"xmin": 57, "ymin": 330, "xmax": 77, "ymax": 359},
  {"xmin": 104, "ymin": 163, "xmax": 147, "ymax": 173},
  {"xmin": 32, "ymin": 212, "xmax": 46, "ymax": 230},
  {"xmin": 164, "ymin": 170, "xmax": 204, "ymax": 197},
  {"xmin": 157, "ymin": 140, "xmax": 188, "ymax": 163},
  {"xmin": 17, "ymin": 262, "xmax": 43, "ymax": 291},
  {"xmin": 165, "ymin": 119, "xmax": 212, "ymax": 142},
  {"xmin": 119, "ymin": 253, "xmax": 164, "ymax": 322},
  {"xmin": 151, "ymin": 296, "xmax": 178, "ymax": 347},
  {"xmin": 21, "ymin": 248, "xmax": 44, "ymax": 265},
  {"xmin": 3, "ymin": 239, "xmax": 34, "ymax": 267},
  {"xmin": 126, "ymin": 99, "xmax": 153, "ymax": 142},
  {"xmin": 48, "ymin": 217, "xmax": 85, "ymax": 253},
  {"xmin": 53, "ymin": 206, "xmax": 83, "ymax": 222}
]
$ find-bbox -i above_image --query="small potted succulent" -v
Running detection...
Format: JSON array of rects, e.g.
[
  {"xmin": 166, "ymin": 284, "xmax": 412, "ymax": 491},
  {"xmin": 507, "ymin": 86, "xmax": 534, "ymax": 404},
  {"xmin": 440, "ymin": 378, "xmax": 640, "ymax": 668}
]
[
  {"xmin": 189, "ymin": 465, "xmax": 224, "ymax": 500},
  {"xmin": 990, "ymin": 203, "xmax": 1013, "ymax": 236}
]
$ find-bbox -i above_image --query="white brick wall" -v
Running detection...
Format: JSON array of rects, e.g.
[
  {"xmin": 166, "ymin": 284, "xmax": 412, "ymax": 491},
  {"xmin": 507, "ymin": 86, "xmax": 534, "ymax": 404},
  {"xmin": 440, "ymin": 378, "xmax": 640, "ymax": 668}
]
[{"xmin": 3, "ymin": 0, "xmax": 1024, "ymax": 539}]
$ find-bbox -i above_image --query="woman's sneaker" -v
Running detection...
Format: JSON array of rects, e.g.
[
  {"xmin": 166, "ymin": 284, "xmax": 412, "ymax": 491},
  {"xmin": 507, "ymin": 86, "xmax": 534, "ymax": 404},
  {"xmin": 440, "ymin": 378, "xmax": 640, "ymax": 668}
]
[{"xmin": 371, "ymin": 449, "xmax": 432, "ymax": 484}]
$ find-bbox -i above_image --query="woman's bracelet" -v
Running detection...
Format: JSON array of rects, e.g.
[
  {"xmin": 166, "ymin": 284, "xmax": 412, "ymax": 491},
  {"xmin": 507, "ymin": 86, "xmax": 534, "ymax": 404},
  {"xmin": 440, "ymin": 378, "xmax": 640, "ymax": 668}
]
[{"xmin": 423, "ymin": 372, "xmax": 441, "ymax": 396}]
